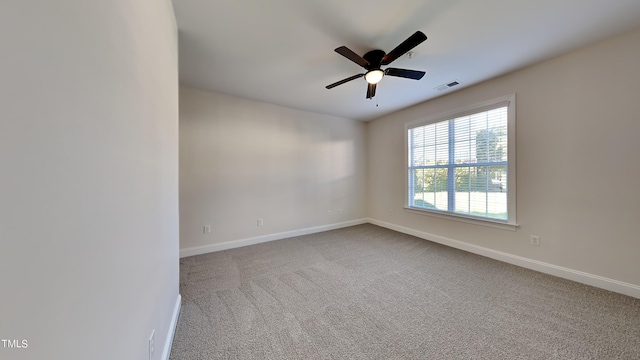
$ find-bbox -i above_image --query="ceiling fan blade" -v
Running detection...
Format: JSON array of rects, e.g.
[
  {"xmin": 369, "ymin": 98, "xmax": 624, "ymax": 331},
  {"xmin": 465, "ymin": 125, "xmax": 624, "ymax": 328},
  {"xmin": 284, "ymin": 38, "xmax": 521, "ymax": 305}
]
[
  {"xmin": 326, "ymin": 73, "xmax": 364, "ymax": 89},
  {"xmin": 381, "ymin": 31, "xmax": 427, "ymax": 65},
  {"xmin": 366, "ymin": 83, "xmax": 377, "ymax": 99},
  {"xmin": 335, "ymin": 46, "xmax": 370, "ymax": 68},
  {"xmin": 384, "ymin": 67, "xmax": 426, "ymax": 80}
]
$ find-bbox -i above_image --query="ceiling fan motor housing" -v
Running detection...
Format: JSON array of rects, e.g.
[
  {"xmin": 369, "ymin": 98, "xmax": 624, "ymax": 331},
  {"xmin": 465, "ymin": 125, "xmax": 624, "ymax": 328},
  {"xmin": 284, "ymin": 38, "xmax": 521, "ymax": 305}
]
[{"xmin": 363, "ymin": 50, "xmax": 386, "ymax": 70}]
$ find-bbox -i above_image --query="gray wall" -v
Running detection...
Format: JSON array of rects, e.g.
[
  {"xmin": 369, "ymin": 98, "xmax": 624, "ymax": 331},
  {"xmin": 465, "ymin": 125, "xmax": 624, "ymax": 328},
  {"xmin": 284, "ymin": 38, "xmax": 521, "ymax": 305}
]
[
  {"xmin": 367, "ymin": 27, "xmax": 640, "ymax": 288},
  {"xmin": 0, "ymin": 1, "xmax": 180, "ymax": 359},
  {"xmin": 179, "ymin": 88, "xmax": 367, "ymax": 251}
]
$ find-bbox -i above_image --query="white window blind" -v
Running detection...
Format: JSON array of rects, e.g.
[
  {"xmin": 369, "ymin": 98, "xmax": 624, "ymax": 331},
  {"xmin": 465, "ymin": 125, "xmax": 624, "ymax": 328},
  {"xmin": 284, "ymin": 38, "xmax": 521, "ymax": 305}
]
[{"xmin": 407, "ymin": 99, "xmax": 513, "ymax": 223}]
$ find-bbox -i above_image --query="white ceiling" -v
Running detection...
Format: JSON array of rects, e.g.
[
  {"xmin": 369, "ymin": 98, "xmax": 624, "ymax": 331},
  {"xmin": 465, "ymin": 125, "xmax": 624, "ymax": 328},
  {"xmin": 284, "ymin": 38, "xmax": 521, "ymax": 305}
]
[{"xmin": 173, "ymin": 0, "xmax": 640, "ymax": 121}]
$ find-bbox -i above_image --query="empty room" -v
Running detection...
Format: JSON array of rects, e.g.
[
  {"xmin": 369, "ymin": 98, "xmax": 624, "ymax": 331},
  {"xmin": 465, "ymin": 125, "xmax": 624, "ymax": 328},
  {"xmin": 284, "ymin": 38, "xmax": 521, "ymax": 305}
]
[{"xmin": 2, "ymin": 1, "xmax": 640, "ymax": 360}]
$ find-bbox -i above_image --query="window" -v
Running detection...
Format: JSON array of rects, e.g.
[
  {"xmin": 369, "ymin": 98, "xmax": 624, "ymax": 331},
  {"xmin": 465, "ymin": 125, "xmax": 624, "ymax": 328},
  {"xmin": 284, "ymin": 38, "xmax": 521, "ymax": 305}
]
[{"xmin": 405, "ymin": 94, "xmax": 516, "ymax": 227}]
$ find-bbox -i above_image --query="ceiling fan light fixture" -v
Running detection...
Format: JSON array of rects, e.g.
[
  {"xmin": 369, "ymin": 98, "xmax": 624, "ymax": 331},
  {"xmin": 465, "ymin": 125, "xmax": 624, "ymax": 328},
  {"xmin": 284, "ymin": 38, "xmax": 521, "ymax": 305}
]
[{"xmin": 365, "ymin": 69, "xmax": 384, "ymax": 84}]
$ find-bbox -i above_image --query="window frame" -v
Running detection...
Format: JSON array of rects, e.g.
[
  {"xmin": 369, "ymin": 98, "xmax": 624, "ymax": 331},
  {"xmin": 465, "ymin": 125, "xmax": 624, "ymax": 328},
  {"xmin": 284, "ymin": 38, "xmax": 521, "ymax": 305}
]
[{"xmin": 404, "ymin": 94, "xmax": 517, "ymax": 230}]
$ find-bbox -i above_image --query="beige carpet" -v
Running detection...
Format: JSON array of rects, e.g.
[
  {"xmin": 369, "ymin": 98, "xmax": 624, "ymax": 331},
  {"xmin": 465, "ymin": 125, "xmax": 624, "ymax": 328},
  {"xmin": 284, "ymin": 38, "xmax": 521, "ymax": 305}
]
[{"xmin": 170, "ymin": 224, "xmax": 640, "ymax": 359}]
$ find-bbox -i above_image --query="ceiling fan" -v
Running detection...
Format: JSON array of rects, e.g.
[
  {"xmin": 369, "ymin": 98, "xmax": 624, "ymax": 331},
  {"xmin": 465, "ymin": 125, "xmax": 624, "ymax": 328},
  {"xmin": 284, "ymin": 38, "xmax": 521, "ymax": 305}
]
[{"xmin": 326, "ymin": 31, "xmax": 428, "ymax": 99}]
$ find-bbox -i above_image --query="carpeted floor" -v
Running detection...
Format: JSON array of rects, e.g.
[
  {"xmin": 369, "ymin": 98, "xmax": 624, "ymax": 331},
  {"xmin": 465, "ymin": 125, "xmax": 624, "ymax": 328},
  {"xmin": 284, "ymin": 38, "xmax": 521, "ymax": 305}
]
[{"xmin": 169, "ymin": 224, "xmax": 640, "ymax": 359}]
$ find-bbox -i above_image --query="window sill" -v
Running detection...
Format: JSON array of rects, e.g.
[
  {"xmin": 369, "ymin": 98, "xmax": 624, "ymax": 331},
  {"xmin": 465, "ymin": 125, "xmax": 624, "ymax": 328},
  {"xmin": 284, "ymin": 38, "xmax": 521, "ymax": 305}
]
[{"xmin": 403, "ymin": 206, "xmax": 519, "ymax": 231}]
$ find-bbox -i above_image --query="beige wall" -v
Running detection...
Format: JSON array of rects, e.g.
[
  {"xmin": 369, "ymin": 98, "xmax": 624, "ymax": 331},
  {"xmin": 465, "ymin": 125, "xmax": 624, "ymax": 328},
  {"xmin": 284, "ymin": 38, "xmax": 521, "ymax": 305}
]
[
  {"xmin": 0, "ymin": 1, "xmax": 179, "ymax": 359},
  {"xmin": 367, "ymin": 27, "xmax": 640, "ymax": 287},
  {"xmin": 179, "ymin": 88, "xmax": 367, "ymax": 250}
]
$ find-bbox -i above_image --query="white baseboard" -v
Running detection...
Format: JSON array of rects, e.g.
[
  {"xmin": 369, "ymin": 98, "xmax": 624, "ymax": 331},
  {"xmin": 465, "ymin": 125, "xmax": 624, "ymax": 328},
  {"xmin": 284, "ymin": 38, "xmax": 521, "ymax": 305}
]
[
  {"xmin": 161, "ymin": 294, "xmax": 181, "ymax": 360},
  {"xmin": 367, "ymin": 218, "xmax": 640, "ymax": 299},
  {"xmin": 180, "ymin": 219, "xmax": 368, "ymax": 258}
]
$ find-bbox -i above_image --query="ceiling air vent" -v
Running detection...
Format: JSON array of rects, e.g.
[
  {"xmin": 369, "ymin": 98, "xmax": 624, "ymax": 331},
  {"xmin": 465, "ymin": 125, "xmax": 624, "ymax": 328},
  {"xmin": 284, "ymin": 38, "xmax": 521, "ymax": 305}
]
[{"xmin": 435, "ymin": 80, "xmax": 461, "ymax": 91}]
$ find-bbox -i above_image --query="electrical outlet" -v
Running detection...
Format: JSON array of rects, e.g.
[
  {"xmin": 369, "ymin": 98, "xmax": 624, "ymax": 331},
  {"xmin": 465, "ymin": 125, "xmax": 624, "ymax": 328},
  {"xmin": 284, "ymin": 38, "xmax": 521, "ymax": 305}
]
[
  {"xmin": 203, "ymin": 225, "xmax": 211, "ymax": 234},
  {"xmin": 257, "ymin": 218, "xmax": 264, "ymax": 226},
  {"xmin": 530, "ymin": 235, "xmax": 541, "ymax": 246},
  {"xmin": 149, "ymin": 329, "xmax": 155, "ymax": 360},
  {"xmin": 328, "ymin": 210, "xmax": 332, "ymax": 216}
]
